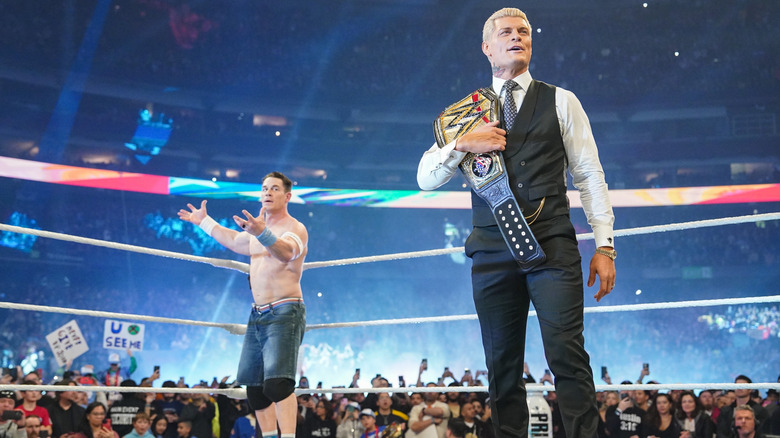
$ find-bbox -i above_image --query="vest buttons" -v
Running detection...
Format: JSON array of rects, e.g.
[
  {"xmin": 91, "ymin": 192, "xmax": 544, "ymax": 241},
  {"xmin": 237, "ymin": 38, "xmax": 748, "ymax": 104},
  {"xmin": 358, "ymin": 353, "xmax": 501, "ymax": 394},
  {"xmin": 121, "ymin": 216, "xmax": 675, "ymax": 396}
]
[{"xmin": 517, "ymin": 183, "xmax": 524, "ymax": 188}]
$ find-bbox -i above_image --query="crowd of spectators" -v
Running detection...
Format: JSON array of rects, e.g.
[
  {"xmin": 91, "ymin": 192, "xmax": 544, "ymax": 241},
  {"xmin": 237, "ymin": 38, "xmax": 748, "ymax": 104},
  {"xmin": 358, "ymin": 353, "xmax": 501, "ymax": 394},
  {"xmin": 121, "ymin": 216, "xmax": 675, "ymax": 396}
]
[
  {"xmin": 699, "ymin": 305, "xmax": 780, "ymax": 339},
  {"xmin": 2, "ymin": 0, "xmax": 776, "ymax": 106},
  {"xmin": 2, "ymin": 364, "xmax": 780, "ymax": 438}
]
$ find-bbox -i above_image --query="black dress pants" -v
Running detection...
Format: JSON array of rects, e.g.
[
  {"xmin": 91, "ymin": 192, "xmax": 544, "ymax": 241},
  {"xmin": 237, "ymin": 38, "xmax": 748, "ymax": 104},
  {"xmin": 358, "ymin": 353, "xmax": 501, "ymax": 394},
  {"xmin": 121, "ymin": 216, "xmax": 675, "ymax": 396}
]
[{"xmin": 466, "ymin": 223, "xmax": 599, "ymax": 438}]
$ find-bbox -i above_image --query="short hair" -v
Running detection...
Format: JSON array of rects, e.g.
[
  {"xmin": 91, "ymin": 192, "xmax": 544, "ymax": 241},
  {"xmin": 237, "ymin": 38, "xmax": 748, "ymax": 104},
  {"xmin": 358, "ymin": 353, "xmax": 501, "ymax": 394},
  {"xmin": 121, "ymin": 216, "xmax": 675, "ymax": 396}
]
[
  {"xmin": 263, "ymin": 172, "xmax": 293, "ymax": 193},
  {"xmin": 25, "ymin": 415, "xmax": 42, "ymax": 424},
  {"xmin": 447, "ymin": 418, "xmax": 469, "ymax": 438},
  {"xmin": 735, "ymin": 374, "xmax": 753, "ymax": 384},
  {"xmin": 482, "ymin": 8, "xmax": 532, "ymax": 43},
  {"xmin": 133, "ymin": 412, "xmax": 151, "ymax": 423},
  {"xmin": 735, "ymin": 405, "xmax": 755, "ymax": 419}
]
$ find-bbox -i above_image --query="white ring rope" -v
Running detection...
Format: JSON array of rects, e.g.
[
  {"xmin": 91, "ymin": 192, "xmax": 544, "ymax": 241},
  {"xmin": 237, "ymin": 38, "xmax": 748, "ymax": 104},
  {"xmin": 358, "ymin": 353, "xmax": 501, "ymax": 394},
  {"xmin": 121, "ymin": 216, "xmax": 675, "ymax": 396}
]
[
  {"xmin": 0, "ymin": 301, "xmax": 246, "ymax": 335},
  {"xmin": 0, "ymin": 224, "xmax": 250, "ymax": 273},
  {"xmin": 3, "ymin": 383, "xmax": 779, "ymax": 396},
  {"xmin": 303, "ymin": 212, "xmax": 780, "ymax": 269},
  {"xmin": 1, "ymin": 295, "xmax": 778, "ymax": 335},
  {"xmin": 1, "ymin": 212, "xmax": 778, "ymax": 272},
  {"xmin": 306, "ymin": 295, "xmax": 780, "ymax": 330},
  {"xmin": 1, "ymin": 384, "xmax": 245, "ymax": 398}
]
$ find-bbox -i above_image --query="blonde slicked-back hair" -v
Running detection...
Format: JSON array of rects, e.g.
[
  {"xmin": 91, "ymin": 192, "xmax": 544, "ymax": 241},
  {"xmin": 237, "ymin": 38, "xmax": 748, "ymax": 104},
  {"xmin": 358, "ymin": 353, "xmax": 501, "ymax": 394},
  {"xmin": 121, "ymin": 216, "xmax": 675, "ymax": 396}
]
[{"xmin": 482, "ymin": 8, "xmax": 531, "ymax": 42}]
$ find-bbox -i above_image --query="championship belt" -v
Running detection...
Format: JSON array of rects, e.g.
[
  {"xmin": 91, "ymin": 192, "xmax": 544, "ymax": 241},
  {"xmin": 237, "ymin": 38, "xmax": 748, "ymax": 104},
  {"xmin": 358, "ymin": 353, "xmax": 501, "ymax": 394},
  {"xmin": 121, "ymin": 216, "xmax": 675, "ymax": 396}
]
[
  {"xmin": 433, "ymin": 88, "xmax": 545, "ymax": 271},
  {"xmin": 381, "ymin": 423, "xmax": 404, "ymax": 438}
]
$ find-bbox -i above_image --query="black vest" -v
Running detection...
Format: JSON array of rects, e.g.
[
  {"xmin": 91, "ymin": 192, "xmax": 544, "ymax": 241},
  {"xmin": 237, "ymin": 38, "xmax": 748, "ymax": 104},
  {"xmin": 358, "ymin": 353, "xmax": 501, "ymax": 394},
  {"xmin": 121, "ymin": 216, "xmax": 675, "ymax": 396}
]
[{"xmin": 471, "ymin": 80, "xmax": 574, "ymax": 243}]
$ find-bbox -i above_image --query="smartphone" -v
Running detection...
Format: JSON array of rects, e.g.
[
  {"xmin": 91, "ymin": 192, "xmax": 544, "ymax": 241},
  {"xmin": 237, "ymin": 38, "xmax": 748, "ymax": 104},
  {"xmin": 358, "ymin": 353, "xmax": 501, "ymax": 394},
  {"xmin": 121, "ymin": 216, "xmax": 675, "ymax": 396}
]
[
  {"xmin": 422, "ymin": 358, "xmax": 428, "ymax": 367},
  {"xmin": 464, "ymin": 368, "xmax": 471, "ymax": 374},
  {"xmin": 103, "ymin": 419, "xmax": 112, "ymax": 429},
  {"xmin": 444, "ymin": 366, "xmax": 449, "ymax": 372},
  {"xmin": 356, "ymin": 368, "xmax": 360, "ymax": 374},
  {"xmin": 643, "ymin": 363, "xmax": 649, "ymax": 372},
  {"xmin": 317, "ymin": 381, "xmax": 323, "ymax": 388},
  {"xmin": 544, "ymin": 369, "xmax": 551, "ymax": 375},
  {"xmin": 154, "ymin": 365, "xmax": 160, "ymax": 372},
  {"xmin": 601, "ymin": 366, "xmax": 607, "ymax": 379},
  {"xmin": 39, "ymin": 431, "xmax": 50, "ymax": 438},
  {"xmin": 1, "ymin": 410, "xmax": 23, "ymax": 421},
  {"xmin": 621, "ymin": 392, "xmax": 630, "ymax": 400}
]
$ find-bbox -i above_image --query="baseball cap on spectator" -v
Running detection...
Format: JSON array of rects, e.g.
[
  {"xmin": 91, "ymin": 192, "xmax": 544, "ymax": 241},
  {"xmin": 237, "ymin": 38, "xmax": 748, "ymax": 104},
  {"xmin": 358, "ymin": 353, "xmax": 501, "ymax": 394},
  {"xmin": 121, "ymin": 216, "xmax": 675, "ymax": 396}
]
[
  {"xmin": 109, "ymin": 353, "xmax": 121, "ymax": 364},
  {"xmin": 81, "ymin": 365, "xmax": 95, "ymax": 375},
  {"xmin": 347, "ymin": 401, "xmax": 360, "ymax": 411},
  {"xmin": 359, "ymin": 409, "xmax": 375, "ymax": 418},
  {"xmin": 0, "ymin": 389, "xmax": 15, "ymax": 400}
]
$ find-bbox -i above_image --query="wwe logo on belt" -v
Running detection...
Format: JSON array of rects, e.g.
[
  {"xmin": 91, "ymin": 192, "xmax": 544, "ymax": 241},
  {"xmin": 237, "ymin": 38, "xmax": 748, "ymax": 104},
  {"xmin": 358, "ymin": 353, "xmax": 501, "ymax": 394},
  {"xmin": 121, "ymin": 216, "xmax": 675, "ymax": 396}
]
[{"xmin": 472, "ymin": 154, "xmax": 493, "ymax": 177}]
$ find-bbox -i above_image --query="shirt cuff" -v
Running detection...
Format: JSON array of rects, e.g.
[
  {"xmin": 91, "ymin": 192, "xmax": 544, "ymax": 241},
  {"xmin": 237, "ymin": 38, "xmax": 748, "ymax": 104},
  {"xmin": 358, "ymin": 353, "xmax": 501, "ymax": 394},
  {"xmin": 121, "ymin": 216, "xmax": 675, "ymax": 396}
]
[
  {"xmin": 593, "ymin": 225, "xmax": 614, "ymax": 249},
  {"xmin": 438, "ymin": 140, "xmax": 467, "ymax": 167}
]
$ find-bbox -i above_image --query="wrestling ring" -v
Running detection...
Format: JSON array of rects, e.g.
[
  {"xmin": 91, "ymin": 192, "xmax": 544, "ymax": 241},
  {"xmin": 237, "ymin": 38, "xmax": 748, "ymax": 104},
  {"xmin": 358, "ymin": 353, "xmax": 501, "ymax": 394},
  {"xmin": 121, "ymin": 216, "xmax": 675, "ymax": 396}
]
[{"xmin": 2, "ymin": 212, "xmax": 780, "ymax": 431}]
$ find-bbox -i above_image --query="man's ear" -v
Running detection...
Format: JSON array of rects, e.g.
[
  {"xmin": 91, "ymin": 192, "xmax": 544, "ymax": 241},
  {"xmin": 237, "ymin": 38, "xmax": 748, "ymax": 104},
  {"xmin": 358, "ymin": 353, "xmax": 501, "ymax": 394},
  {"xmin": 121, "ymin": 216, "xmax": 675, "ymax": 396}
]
[{"xmin": 481, "ymin": 41, "xmax": 491, "ymax": 59}]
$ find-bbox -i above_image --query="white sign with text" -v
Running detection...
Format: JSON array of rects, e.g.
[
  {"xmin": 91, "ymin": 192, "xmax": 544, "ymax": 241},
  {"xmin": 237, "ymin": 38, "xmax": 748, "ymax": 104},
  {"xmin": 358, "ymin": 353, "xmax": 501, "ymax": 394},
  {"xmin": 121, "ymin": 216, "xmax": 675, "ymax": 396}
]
[
  {"xmin": 103, "ymin": 319, "xmax": 145, "ymax": 351},
  {"xmin": 46, "ymin": 320, "xmax": 89, "ymax": 366}
]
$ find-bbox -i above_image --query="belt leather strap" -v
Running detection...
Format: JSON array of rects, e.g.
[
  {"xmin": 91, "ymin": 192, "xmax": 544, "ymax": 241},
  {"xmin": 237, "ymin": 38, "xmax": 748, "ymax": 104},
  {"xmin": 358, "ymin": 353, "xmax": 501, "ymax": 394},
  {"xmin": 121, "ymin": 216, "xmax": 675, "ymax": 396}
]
[{"xmin": 433, "ymin": 88, "xmax": 545, "ymax": 271}]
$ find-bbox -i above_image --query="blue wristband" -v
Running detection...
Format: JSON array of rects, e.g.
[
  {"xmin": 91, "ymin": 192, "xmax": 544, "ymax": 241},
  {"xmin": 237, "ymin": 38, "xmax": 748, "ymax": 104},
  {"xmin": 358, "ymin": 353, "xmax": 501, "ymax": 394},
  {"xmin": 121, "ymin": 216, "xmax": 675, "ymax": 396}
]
[{"xmin": 256, "ymin": 228, "xmax": 278, "ymax": 247}]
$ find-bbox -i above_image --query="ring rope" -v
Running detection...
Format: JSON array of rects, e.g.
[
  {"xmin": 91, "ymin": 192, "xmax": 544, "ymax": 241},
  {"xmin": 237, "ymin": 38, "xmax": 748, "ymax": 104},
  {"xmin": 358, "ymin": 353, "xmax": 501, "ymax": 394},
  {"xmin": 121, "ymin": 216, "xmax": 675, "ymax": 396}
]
[
  {"xmin": 3, "ymin": 383, "xmax": 779, "ymax": 396},
  {"xmin": 0, "ymin": 224, "xmax": 250, "ymax": 273},
  {"xmin": 2, "ymin": 212, "xmax": 778, "ymax": 272},
  {"xmin": 306, "ymin": 295, "xmax": 780, "ymax": 330},
  {"xmin": 303, "ymin": 212, "xmax": 780, "ymax": 269},
  {"xmin": 0, "ymin": 301, "xmax": 246, "ymax": 335},
  {"xmin": 2, "ymin": 295, "xmax": 777, "ymax": 335}
]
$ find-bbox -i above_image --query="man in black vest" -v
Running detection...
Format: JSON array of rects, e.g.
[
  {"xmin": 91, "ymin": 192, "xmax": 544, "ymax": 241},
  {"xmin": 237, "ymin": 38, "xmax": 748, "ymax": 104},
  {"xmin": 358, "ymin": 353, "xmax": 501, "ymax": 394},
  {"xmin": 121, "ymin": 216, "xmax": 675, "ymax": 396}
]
[{"xmin": 417, "ymin": 7, "xmax": 616, "ymax": 438}]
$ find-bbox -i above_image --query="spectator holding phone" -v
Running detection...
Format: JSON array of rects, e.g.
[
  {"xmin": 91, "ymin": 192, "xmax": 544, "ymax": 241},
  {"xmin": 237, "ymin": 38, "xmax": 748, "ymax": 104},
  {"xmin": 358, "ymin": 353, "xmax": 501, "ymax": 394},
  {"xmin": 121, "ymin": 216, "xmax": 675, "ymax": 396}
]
[
  {"xmin": 336, "ymin": 402, "xmax": 364, "ymax": 438},
  {"xmin": 1, "ymin": 389, "xmax": 26, "ymax": 438},
  {"xmin": 605, "ymin": 387, "xmax": 647, "ymax": 438},
  {"xmin": 66, "ymin": 401, "xmax": 119, "ymax": 438}
]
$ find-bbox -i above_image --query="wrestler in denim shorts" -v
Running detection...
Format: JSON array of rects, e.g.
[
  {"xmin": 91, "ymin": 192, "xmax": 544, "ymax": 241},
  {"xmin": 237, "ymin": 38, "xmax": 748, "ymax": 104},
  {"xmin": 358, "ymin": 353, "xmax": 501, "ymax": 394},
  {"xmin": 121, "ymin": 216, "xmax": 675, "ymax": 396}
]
[{"xmin": 236, "ymin": 301, "xmax": 306, "ymax": 385}]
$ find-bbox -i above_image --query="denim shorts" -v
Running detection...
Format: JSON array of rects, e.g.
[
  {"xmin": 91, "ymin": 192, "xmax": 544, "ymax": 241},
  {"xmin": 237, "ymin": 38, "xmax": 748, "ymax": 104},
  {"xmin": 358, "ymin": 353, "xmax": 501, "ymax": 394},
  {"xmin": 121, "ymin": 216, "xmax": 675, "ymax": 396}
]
[{"xmin": 236, "ymin": 300, "xmax": 306, "ymax": 385}]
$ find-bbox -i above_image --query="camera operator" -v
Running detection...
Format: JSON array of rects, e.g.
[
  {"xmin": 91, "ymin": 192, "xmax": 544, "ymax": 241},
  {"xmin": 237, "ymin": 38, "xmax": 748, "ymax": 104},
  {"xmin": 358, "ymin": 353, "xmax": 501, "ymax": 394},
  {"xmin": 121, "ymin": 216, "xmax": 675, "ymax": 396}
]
[{"xmin": 1, "ymin": 389, "xmax": 26, "ymax": 438}]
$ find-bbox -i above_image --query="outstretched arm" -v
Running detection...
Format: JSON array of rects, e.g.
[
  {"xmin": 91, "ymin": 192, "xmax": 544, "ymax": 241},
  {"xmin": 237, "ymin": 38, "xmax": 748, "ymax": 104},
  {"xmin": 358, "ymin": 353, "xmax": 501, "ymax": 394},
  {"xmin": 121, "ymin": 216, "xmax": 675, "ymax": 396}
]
[{"xmin": 178, "ymin": 200, "xmax": 250, "ymax": 255}]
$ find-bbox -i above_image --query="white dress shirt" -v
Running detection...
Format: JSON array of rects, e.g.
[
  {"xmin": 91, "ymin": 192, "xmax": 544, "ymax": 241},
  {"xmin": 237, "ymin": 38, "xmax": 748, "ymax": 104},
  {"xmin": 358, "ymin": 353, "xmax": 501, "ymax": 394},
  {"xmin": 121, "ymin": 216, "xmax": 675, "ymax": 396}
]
[{"xmin": 416, "ymin": 70, "xmax": 615, "ymax": 248}]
